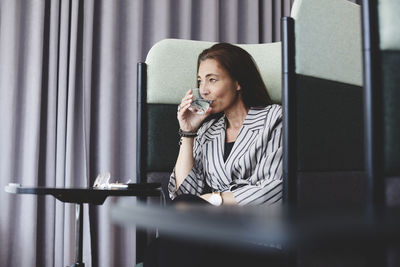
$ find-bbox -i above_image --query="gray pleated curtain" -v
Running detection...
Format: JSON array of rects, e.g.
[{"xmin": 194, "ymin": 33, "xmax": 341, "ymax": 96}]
[{"xmin": 0, "ymin": 0, "xmax": 359, "ymax": 266}]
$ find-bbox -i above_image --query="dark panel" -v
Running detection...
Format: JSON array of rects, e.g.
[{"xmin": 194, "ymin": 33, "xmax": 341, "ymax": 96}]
[
  {"xmin": 295, "ymin": 75, "xmax": 364, "ymax": 171},
  {"xmin": 386, "ymin": 177, "xmax": 400, "ymax": 207},
  {"xmin": 382, "ymin": 51, "xmax": 400, "ymax": 176},
  {"xmin": 388, "ymin": 246, "xmax": 400, "ymax": 267},
  {"xmin": 147, "ymin": 104, "xmax": 180, "ymax": 172},
  {"xmin": 298, "ymin": 247, "xmax": 367, "ymax": 267},
  {"xmin": 147, "ymin": 172, "xmax": 173, "ymax": 203},
  {"xmin": 297, "ymin": 171, "xmax": 367, "ymax": 209}
]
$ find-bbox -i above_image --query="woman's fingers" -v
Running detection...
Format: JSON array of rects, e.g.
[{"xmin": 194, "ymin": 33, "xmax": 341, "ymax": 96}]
[
  {"xmin": 182, "ymin": 98, "xmax": 192, "ymax": 108},
  {"xmin": 181, "ymin": 89, "xmax": 192, "ymax": 101},
  {"xmin": 178, "ymin": 101, "xmax": 191, "ymax": 114},
  {"xmin": 177, "ymin": 89, "xmax": 209, "ymax": 132},
  {"xmin": 185, "ymin": 88, "xmax": 193, "ymax": 96},
  {"xmin": 178, "ymin": 92, "xmax": 193, "ymax": 114},
  {"xmin": 181, "ymin": 92, "xmax": 193, "ymax": 105}
]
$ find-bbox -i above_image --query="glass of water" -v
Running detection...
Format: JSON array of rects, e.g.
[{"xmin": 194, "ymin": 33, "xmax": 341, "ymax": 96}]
[{"xmin": 188, "ymin": 88, "xmax": 212, "ymax": 115}]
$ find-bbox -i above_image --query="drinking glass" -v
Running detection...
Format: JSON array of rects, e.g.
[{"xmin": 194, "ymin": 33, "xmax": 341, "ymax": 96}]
[{"xmin": 188, "ymin": 88, "xmax": 212, "ymax": 115}]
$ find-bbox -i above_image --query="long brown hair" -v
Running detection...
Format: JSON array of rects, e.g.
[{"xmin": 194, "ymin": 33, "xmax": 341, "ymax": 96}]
[{"xmin": 197, "ymin": 43, "xmax": 273, "ymax": 108}]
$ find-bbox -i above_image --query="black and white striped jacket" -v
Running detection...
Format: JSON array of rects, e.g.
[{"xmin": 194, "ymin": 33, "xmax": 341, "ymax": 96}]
[{"xmin": 168, "ymin": 104, "xmax": 283, "ymax": 206}]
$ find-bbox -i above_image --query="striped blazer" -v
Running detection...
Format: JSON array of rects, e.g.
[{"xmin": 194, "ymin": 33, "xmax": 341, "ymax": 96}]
[{"xmin": 168, "ymin": 104, "xmax": 283, "ymax": 205}]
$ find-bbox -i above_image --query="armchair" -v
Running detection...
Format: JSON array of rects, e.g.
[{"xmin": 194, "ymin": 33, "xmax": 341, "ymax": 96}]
[{"xmin": 136, "ymin": 38, "xmax": 283, "ymax": 262}]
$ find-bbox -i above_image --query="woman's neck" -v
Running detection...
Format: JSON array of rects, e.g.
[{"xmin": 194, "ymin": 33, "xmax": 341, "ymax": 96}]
[{"xmin": 224, "ymin": 100, "xmax": 249, "ymax": 130}]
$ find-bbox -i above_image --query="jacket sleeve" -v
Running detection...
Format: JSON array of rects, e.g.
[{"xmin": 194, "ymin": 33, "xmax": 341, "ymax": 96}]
[
  {"xmin": 230, "ymin": 109, "xmax": 283, "ymax": 206},
  {"xmin": 168, "ymin": 125, "xmax": 208, "ymax": 200}
]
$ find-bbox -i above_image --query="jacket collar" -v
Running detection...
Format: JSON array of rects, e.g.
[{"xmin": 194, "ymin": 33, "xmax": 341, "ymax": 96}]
[{"xmin": 205, "ymin": 107, "xmax": 267, "ymax": 141}]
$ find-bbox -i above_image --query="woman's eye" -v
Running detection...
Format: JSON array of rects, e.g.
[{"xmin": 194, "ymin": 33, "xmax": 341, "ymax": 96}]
[
  {"xmin": 197, "ymin": 80, "xmax": 202, "ymax": 86},
  {"xmin": 209, "ymin": 78, "xmax": 216, "ymax": 83}
]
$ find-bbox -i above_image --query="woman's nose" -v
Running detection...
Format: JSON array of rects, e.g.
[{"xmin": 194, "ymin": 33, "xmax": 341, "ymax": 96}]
[{"xmin": 200, "ymin": 85, "xmax": 210, "ymax": 96}]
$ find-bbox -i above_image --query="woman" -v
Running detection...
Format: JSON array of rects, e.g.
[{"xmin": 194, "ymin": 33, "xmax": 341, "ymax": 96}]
[
  {"xmin": 144, "ymin": 43, "xmax": 284, "ymax": 267},
  {"xmin": 169, "ymin": 42, "xmax": 283, "ymax": 206}
]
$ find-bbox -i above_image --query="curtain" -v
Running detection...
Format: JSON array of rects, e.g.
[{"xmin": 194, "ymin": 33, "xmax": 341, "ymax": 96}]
[{"xmin": 0, "ymin": 0, "xmax": 361, "ymax": 266}]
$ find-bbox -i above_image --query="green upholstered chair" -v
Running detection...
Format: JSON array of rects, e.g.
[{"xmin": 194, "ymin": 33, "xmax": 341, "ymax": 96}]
[
  {"xmin": 282, "ymin": 0, "xmax": 365, "ymax": 210},
  {"xmin": 135, "ymin": 38, "xmax": 283, "ymax": 263},
  {"xmin": 362, "ymin": 1, "xmax": 400, "ymax": 265},
  {"xmin": 282, "ymin": 0, "xmax": 367, "ymax": 265}
]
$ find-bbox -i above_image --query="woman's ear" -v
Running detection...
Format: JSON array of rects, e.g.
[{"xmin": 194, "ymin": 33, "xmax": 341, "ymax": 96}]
[{"xmin": 236, "ymin": 82, "xmax": 241, "ymax": 91}]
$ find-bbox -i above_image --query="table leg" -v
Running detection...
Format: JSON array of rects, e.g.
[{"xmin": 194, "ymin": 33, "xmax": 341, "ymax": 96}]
[{"xmin": 71, "ymin": 203, "xmax": 85, "ymax": 267}]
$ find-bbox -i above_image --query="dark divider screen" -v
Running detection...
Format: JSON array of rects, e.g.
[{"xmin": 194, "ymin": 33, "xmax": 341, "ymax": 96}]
[
  {"xmin": 295, "ymin": 75, "xmax": 364, "ymax": 172},
  {"xmin": 147, "ymin": 103, "xmax": 181, "ymax": 172},
  {"xmin": 381, "ymin": 51, "xmax": 400, "ymax": 176}
]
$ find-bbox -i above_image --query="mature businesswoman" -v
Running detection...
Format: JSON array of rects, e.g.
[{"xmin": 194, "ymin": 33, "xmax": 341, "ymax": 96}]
[
  {"xmin": 144, "ymin": 43, "xmax": 284, "ymax": 267},
  {"xmin": 170, "ymin": 42, "xmax": 283, "ymax": 206}
]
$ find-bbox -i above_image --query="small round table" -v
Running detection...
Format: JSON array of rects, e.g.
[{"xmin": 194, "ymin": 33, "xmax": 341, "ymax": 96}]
[{"xmin": 5, "ymin": 183, "xmax": 161, "ymax": 267}]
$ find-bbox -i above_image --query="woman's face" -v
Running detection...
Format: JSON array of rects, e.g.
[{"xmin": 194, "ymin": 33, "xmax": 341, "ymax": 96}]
[{"xmin": 197, "ymin": 59, "xmax": 242, "ymax": 113}]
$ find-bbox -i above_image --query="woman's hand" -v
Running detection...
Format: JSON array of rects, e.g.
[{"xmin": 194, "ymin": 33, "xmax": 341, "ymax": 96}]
[{"xmin": 177, "ymin": 89, "xmax": 211, "ymax": 132}]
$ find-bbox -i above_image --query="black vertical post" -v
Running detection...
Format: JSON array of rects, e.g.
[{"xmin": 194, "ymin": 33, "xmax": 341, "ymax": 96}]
[
  {"xmin": 282, "ymin": 17, "xmax": 296, "ymax": 209},
  {"xmin": 281, "ymin": 16, "xmax": 297, "ymax": 267},
  {"xmin": 73, "ymin": 203, "xmax": 85, "ymax": 267},
  {"xmin": 136, "ymin": 62, "xmax": 148, "ymax": 263},
  {"xmin": 362, "ymin": 0, "xmax": 384, "ymax": 215},
  {"xmin": 137, "ymin": 62, "xmax": 148, "ymax": 185},
  {"xmin": 362, "ymin": 1, "xmax": 386, "ymax": 266}
]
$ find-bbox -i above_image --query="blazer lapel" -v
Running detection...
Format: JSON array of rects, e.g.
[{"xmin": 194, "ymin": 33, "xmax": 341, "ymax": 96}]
[
  {"xmin": 204, "ymin": 115, "xmax": 232, "ymax": 185},
  {"xmin": 202, "ymin": 108, "xmax": 268, "ymax": 188},
  {"xmin": 225, "ymin": 108, "xmax": 267, "ymax": 177}
]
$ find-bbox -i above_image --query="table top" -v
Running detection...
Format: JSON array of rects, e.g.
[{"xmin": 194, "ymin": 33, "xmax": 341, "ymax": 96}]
[
  {"xmin": 110, "ymin": 202, "xmax": 400, "ymax": 248},
  {"xmin": 5, "ymin": 183, "xmax": 162, "ymax": 205}
]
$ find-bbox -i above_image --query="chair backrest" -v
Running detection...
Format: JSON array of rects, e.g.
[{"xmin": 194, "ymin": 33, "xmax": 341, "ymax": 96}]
[
  {"xmin": 282, "ymin": 0, "xmax": 366, "ymax": 209},
  {"xmin": 138, "ymin": 39, "xmax": 282, "ymax": 191},
  {"xmin": 146, "ymin": 39, "xmax": 282, "ymax": 105},
  {"xmin": 291, "ymin": 0, "xmax": 363, "ymax": 86},
  {"xmin": 362, "ymin": 0, "xmax": 400, "ymax": 208}
]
